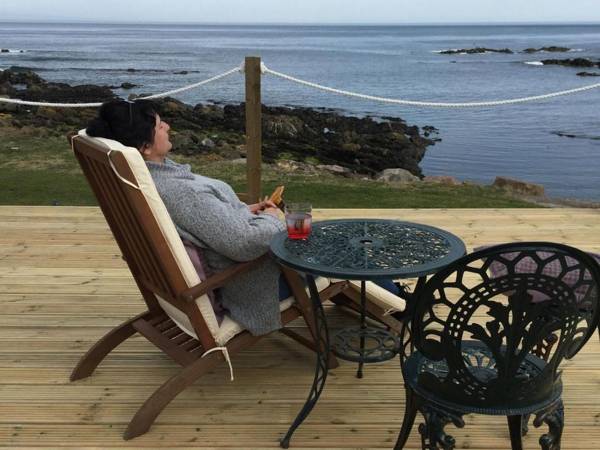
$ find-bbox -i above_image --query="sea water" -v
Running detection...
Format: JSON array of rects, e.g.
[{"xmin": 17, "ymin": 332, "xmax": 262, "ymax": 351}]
[{"xmin": 1, "ymin": 22, "xmax": 599, "ymax": 200}]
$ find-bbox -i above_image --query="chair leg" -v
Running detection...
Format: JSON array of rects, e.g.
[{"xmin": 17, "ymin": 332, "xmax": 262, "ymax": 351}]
[
  {"xmin": 70, "ymin": 311, "xmax": 151, "ymax": 381},
  {"xmin": 533, "ymin": 400, "xmax": 564, "ymax": 450},
  {"xmin": 123, "ymin": 349, "xmax": 225, "ymax": 440},
  {"xmin": 394, "ymin": 387, "xmax": 418, "ymax": 450},
  {"xmin": 507, "ymin": 415, "xmax": 524, "ymax": 450},
  {"xmin": 522, "ymin": 413, "xmax": 530, "ymax": 436},
  {"xmin": 418, "ymin": 403, "xmax": 464, "ymax": 450}
]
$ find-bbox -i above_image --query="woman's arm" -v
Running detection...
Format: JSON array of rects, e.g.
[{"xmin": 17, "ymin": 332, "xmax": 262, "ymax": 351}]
[{"xmin": 164, "ymin": 184, "xmax": 285, "ymax": 262}]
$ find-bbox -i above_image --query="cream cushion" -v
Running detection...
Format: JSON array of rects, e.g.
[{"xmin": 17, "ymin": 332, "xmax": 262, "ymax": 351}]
[
  {"xmin": 76, "ymin": 131, "xmax": 329, "ymax": 345},
  {"xmin": 347, "ymin": 280, "xmax": 406, "ymax": 314}
]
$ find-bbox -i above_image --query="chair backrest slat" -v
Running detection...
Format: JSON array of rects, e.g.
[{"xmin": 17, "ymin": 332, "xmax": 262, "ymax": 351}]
[
  {"xmin": 93, "ymin": 157, "xmax": 173, "ymax": 297},
  {"xmin": 80, "ymin": 148, "xmax": 176, "ymax": 299}
]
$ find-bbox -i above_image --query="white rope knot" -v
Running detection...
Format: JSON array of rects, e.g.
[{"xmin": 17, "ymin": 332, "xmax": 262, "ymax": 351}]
[
  {"xmin": 201, "ymin": 346, "xmax": 234, "ymax": 381},
  {"xmin": 238, "ymin": 60, "xmax": 267, "ymax": 74}
]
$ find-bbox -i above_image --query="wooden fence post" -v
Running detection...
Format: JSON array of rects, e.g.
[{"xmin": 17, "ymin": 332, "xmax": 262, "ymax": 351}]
[{"xmin": 245, "ymin": 56, "xmax": 262, "ymax": 204}]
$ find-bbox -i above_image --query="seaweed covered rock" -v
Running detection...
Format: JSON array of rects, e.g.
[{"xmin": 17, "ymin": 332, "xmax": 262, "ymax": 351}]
[
  {"xmin": 522, "ymin": 46, "xmax": 571, "ymax": 53},
  {"xmin": 541, "ymin": 58, "xmax": 600, "ymax": 68},
  {"xmin": 439, "ymin": 48, "xmax": 513, "ymax": 55}
]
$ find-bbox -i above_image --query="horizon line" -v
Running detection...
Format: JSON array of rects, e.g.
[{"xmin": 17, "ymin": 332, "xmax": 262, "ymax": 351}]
[{"xmin": 1, "ymin": 19, "xmax": 600, "ymax": 26}]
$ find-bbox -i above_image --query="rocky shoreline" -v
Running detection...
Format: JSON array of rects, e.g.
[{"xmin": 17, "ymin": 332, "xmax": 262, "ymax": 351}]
[
  {"xmin": 2, "ymin": 67, "xmax": 598, "ymax": 207},
  {"xmin": 0, "ymin": 66, "xmax": 437, "ymax": 178}
]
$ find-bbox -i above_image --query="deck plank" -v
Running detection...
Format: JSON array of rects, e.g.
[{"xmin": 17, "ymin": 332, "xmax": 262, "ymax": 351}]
[{"xmin": 1, "ymin": 206, "xmax": 599, "ymax": 449}]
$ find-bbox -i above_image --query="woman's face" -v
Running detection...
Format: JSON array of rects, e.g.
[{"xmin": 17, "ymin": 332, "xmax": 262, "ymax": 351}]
[{"xmin": 142, "ymin": 114, "xmax": 172, "ymax": 162}]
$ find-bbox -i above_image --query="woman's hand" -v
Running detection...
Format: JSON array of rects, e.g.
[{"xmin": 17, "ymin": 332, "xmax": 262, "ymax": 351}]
[
  {"xmin": 260, "ymin": 206, "xmax": 281, "ymax": 218},
  {"xmin": 248, "ymin": 197, "xmax": 278, "ymax": 214}
]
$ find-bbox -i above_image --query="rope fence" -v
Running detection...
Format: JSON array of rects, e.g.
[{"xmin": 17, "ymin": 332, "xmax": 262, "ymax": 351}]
[
  {"xmin": 261, "ymin": 63, "xmax": 600, "ymax": 108},
  {"xmin": 0, "ymin": 60, "xmax": 599, "ymax": 108}
]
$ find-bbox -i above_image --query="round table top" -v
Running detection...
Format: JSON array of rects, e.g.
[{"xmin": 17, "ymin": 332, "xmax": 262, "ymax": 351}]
[{"xmin": 270, "ymin": 219, "xmax": 466, "ymax": 280}]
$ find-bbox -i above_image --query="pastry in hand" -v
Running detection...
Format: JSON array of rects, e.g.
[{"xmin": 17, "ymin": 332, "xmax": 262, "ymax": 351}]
[{"xmin": 269, "ymin": 185, "xmax": 285, "ymax": 210}]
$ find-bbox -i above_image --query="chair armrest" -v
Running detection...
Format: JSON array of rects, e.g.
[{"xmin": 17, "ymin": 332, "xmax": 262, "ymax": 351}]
[{"xmin": 179, "ymin": 253, "xmax": 269, "ymax": 303}]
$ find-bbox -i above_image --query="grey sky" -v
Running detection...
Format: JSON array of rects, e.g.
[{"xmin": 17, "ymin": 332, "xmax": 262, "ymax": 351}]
[{"xmin": 1, "ymin": 0, "xmax": 599, "ymax": 24}]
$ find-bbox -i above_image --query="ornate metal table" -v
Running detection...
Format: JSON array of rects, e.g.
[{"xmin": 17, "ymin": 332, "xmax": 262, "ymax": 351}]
[{"xmin": 269, "ymin": 219, "xmax": 466, "ymax": 448}]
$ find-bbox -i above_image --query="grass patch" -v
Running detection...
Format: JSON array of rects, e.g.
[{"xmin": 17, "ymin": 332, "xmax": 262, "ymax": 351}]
[
  {"xmin": 0, "ymin": 128, "xmax": 540, "ymax": 208},
  {"xmin": 2, "ymin": 168, "xmax": 96, "ymax": 206}
]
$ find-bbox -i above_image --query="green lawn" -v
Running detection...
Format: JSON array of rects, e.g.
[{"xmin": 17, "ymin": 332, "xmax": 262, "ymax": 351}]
[{"xmin": 0, "ymin": 128, "xmax": 539, "ymax": 208}]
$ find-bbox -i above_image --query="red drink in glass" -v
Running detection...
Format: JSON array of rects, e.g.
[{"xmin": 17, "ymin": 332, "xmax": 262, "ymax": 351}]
[{"xmin": 286, "ymin": 212, "xmax": 312, "ymax": 240}]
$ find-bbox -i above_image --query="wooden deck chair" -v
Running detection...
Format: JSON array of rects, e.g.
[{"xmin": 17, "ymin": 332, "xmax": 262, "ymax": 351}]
[{"xmin": 69, "ymin": 131, "xmax": 349, "ymax": 440}]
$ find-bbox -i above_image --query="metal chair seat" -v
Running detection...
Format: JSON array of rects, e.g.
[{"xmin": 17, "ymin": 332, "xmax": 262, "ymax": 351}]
[{"xmin": 403, "ymin": 341, "xmax": 563, "ymax": 417}]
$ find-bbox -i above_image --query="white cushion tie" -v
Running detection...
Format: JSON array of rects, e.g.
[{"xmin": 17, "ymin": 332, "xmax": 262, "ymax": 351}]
[{"xmin": 201, "ymin": 346, "xmax": 234, "ymax": 381}]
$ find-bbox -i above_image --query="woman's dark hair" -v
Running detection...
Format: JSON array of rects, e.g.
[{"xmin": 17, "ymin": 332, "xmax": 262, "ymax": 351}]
[{"xmin": 86, "ymin": 99, "xmax": 159, "ymax": 150}]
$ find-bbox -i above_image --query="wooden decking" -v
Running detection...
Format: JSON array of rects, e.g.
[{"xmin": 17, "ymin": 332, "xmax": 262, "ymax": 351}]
[{"xmin": 1, "ymin": 206, "xmax": 599, "ymax": 449}]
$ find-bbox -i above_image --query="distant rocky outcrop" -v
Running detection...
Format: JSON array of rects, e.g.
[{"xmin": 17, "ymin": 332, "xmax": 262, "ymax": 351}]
[
  {"xmin": 0, "ymin": 67, "xmax": 437, "ymax": 177},
  {"xmin": 577, "ymin": 71, "xmax": 600, "ymax": 77},
  {"xmin": 540, "ymin": 58, "xmax": 600, "ymax": 68},
  {"xmin": 438, "ymin": 47, "xmax": 513, "ymax": 55},
  {"xmin": 522, "ymin": 46, "xmax": 571, "ymax": 53}
]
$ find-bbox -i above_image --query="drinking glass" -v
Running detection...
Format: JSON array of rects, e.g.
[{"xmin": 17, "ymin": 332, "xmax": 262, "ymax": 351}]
[{"xmin": 285, "ymin": 203, "xmax": 312, "ymax": 240}]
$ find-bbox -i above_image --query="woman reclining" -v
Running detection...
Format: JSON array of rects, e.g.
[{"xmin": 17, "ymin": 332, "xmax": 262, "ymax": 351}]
[{"xmin": 86, "ymin": 99, "xmax": 400, "ymax": 335}]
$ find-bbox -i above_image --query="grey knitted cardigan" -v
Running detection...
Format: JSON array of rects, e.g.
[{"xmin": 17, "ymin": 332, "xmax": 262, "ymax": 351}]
[{"xmin": 146, "ymin": 159, "xmax": 286, "ymax": 335}]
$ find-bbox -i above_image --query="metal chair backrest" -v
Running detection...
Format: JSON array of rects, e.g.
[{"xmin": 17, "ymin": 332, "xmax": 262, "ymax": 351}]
[{"xmin": 411, "ymin": 242, "xmax": 600, "ymax": 410}]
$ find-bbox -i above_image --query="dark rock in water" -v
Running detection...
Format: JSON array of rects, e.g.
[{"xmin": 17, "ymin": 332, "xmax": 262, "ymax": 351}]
[
  {"xmin": 553, "ymin": 131, "xmax": 577, "ymax": 138},
  {"xmin": 523, "ymin": 46, "xmax": 571, "ymax": 53},
  {"xmin": 551, "ymin": 131, "xmax": 600, "ymax": 141},
  {"xmin": 541, "ymin": 58, "xmax": 599, "ymax": 68},
  {"xmin": 439, "ymin": 47, "xmax": 513, "ymax": 55},
  {"xmin": 120, "ymin": 82, "xmax": 138, "ymax": 89},
  {"xmin": 422, "ymin": 125, "xmax": 440, "ymax": 140},
  {"xmin": 126, "ymin": 68, "xmax": 136, "ymax": 72},
  {"xmin": 577, "ymin": 71, "xmax": 600, "ymax": 77},
  {"xmin": 174, "ymin": 70, "xmax": 189, "ymax": 75},
  {"xmin": 1, "ymin": 49, "xmax": 9, "ymax": 53}
]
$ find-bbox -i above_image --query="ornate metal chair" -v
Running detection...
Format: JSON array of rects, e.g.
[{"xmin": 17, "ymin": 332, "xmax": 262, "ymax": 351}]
[{"xmin": 395, "ymin": 242, "xmax": 600, "ymax": 450}]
